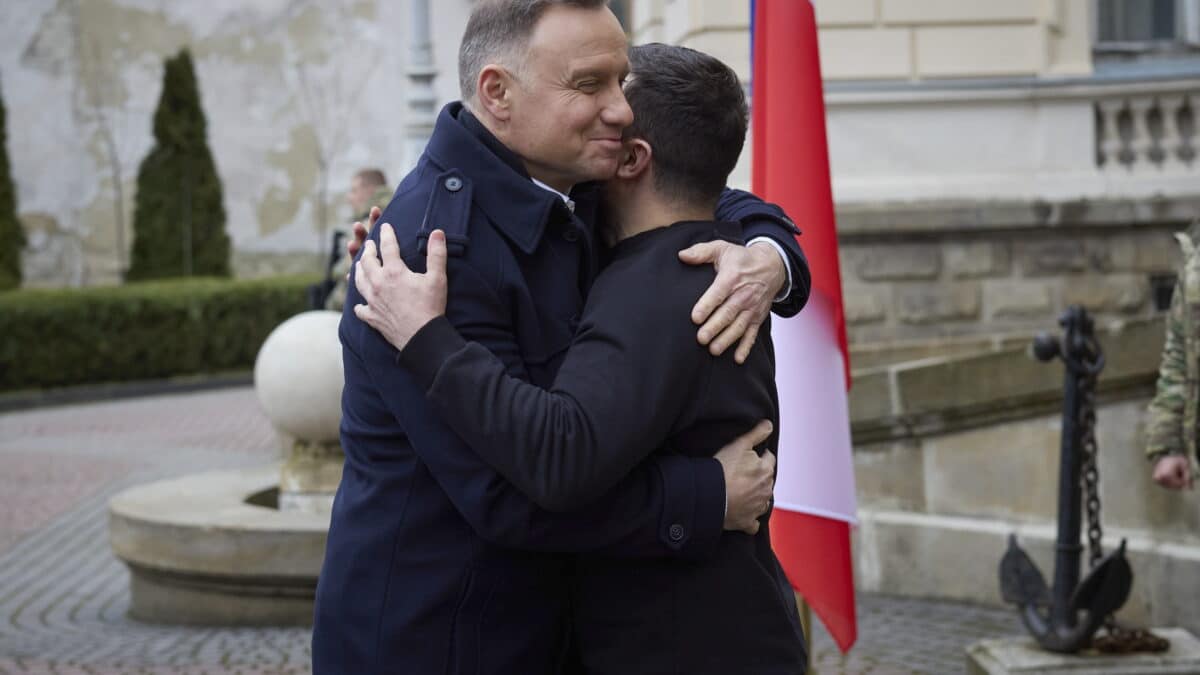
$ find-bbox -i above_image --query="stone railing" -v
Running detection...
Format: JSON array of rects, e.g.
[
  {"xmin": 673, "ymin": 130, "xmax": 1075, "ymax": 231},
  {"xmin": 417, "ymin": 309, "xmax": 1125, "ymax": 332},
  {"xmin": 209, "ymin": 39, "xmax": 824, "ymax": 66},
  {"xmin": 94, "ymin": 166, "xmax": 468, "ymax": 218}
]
[{"xmin": 1096, "ymin": 88, "xmax": 1197, "ymax": 173}]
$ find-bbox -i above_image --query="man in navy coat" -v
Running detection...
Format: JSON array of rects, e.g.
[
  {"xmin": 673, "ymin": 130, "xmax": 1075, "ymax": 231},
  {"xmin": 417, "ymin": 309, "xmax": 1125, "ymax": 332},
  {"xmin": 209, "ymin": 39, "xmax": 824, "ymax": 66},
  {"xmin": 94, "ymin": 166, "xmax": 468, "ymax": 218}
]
[{"xmin": 312, "ymin": 2, "xmax": 811, "ymax": 673}]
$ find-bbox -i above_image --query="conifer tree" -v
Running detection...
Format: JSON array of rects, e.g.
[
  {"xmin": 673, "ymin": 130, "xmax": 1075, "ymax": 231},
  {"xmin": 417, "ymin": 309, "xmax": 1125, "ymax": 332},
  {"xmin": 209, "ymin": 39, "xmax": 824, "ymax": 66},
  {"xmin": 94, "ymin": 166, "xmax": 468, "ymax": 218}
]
[
  {"xmin": 0, "ymin": 76, "xmax": 23, "ymax": 291},
  {"xmin": 127, "ymin": 49, "xmax": 229, "ymax": 280}
]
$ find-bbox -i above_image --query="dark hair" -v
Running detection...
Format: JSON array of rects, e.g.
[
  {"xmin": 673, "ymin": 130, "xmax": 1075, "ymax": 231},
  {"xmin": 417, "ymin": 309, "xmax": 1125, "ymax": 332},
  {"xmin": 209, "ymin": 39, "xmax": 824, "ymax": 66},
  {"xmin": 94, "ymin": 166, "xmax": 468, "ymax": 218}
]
[
  {"xmin": 625, "ymin": 43, "xmax": 748, "ymax": 208},
  {"xmin": 354, "ymin": 168, "xmax": 388, "ymax": 187},
  {"xmin": 458, "ymin": 0, "xmax": 610, "ymax": 101}
]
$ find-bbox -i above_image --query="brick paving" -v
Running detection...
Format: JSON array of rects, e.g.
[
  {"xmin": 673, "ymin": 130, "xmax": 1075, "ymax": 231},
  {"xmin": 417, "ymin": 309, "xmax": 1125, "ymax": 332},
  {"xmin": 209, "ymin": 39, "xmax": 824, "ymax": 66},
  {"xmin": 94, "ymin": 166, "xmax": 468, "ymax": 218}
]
[{"xmin": 0, "ymin": 387, "xmax": 1024, "ymax": 674}]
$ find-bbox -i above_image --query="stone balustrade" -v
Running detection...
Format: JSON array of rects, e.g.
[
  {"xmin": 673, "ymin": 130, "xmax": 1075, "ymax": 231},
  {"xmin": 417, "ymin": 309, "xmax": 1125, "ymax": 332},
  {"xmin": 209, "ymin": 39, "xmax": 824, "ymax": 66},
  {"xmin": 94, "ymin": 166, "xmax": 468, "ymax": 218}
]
[{"xmin": 1096, "ymin": 89, "xmax": 1197, "ymax": 173}]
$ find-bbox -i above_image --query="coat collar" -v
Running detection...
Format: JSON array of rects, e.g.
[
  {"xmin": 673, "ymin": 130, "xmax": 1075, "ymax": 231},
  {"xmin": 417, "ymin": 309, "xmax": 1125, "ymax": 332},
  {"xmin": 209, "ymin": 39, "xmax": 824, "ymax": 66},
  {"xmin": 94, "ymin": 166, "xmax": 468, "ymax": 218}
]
[{"xmin": 424, "ymin": 102, "xmax": 562, "ymax": 255}]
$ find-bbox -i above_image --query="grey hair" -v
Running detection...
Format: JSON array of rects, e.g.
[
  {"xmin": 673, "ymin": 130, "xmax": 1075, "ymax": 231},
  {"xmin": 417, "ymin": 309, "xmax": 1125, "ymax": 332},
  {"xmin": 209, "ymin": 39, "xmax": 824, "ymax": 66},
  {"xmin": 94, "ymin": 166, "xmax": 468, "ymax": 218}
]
[{"xmin": 457, "ymin": 0, "xmax": 610, "ymax": 102}]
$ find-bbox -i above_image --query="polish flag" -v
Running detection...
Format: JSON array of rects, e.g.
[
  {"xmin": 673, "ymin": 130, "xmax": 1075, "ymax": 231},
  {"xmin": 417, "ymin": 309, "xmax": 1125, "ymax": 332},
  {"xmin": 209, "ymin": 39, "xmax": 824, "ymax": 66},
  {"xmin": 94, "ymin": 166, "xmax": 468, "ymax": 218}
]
[{"xmin": 752, "ymin": 0, "xmax": 859, "ymax": 653}]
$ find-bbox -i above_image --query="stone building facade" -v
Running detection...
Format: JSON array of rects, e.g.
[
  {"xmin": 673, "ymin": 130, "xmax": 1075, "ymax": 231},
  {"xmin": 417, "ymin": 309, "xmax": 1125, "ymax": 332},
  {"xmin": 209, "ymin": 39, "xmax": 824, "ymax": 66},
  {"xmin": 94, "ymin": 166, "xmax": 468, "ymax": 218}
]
[
  {"xmin": 1, "ymin": 0, "xmax": 473, "ymax": 287},
  {"xmin": 4, "ymin": 0, "xmax": 1198, "ymax": 349},
  {"xmin": 630, "ymin": 0, "xmax": 1200, "ymax": 346}
]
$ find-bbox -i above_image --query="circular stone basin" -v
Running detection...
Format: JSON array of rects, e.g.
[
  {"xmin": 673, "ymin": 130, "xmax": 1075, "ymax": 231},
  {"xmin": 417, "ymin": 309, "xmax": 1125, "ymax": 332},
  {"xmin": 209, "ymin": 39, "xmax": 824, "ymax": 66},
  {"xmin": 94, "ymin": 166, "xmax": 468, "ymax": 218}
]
[{"xmin": 109, "ymin": 466, "xmax": 328, "ymax": 626}]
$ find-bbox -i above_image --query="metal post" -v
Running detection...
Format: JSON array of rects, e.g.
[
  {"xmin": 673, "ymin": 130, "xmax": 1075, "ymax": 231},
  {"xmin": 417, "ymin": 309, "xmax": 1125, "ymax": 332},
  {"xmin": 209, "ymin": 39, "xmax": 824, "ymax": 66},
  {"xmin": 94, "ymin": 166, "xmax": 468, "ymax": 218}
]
[{"xmin": 404, "ymin": 0, "xmax": 437, "ymax": 171}]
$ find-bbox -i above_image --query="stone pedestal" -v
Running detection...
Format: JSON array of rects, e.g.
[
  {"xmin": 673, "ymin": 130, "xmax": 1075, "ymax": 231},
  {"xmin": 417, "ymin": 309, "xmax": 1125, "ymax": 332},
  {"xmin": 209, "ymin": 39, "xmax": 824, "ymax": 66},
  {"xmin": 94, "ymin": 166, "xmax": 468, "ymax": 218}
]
[
  {"xmin": 109, "ymin": 467, "xmax": 328, "ymax": 626},
  {"xmin": 967, "ymin": 629, "xmax": 1200, "ymax": 674},
  {"xmin": 254, "ymin": 310, "xmax": 346, "ymax": 514},
  {"xmin": 279, "ymin": 438, "xmax": 344, "ymax": 513}
]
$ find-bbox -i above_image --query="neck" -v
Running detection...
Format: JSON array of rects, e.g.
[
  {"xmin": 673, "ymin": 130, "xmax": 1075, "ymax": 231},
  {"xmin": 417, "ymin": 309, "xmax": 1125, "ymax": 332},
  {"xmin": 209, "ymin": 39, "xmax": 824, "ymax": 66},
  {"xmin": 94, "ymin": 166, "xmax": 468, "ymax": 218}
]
[
  {"xmin": 613, "ymin": 192, "xmax": 713, "ymax": 243},
  {"xmin": 468, "ymin": 102, "xmax": 576, "ymax": 193}
]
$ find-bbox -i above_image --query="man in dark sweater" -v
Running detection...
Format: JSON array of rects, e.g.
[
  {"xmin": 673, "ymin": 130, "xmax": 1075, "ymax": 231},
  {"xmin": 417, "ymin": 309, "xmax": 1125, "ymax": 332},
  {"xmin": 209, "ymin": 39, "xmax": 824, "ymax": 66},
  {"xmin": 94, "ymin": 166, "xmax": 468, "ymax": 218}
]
[{"xmin": 355, "ymin": 43, "xmax": 807, "ymax": 674}]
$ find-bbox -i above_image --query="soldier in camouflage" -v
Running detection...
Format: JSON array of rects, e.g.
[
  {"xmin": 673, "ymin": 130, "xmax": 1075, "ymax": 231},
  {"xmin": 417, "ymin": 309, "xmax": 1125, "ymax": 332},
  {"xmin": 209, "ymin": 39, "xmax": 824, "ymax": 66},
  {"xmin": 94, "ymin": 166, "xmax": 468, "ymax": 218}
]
[
  {"xmin": 1146, "ymin": 224, "xmax": 1200, "ymax": 490},
  {"xmin": 326, "ymin": 169, "xmax": 394, "ymax": 311}
]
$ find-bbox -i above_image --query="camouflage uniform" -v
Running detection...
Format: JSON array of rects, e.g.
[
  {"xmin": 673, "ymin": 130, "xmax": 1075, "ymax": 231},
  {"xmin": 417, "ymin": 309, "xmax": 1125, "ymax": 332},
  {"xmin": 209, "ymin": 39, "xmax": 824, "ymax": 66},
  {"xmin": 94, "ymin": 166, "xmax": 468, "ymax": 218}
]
[
  {"xmin": 325, "ymin": 184, "xmax": 394, "ymax": 312},
  {"xmin": 1146, "ymin": 230, "xmax": 1200, "ymax": 466}
]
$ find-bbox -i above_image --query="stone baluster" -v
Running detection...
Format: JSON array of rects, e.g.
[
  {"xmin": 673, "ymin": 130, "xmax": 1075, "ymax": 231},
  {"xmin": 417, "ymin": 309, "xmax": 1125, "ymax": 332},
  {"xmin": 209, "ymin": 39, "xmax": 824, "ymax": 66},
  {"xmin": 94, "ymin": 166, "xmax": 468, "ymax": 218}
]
[
  {"xmin": 1159, "ymin": 95, "xmax": 1187, "ymax": 170},
  {"xmin": 1129, "ymin": 97, "xmax": 1157, "ymax": 169},
  {"xmin": 1179, "ymin": 94, "xmax": 1197, "ymax": 166},
  {"xmin": 1095, "ymin": 98, "xmax": 1126, "ymax": 171}
]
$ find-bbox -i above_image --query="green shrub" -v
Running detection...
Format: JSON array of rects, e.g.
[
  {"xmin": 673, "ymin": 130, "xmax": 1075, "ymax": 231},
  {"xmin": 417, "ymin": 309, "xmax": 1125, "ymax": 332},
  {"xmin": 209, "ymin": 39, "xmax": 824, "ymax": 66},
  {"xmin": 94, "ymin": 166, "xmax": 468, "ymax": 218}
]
[
  {"xmin": 0, "ymin": 77, "xmax": 23, "ymax": 291},
  {"xmin": 0, "ymin": 275, "xmax": 320, "ymax": 391},
  {"xmin": 127, "ymin": 49, "xmax": 230, "ymax": 281}
]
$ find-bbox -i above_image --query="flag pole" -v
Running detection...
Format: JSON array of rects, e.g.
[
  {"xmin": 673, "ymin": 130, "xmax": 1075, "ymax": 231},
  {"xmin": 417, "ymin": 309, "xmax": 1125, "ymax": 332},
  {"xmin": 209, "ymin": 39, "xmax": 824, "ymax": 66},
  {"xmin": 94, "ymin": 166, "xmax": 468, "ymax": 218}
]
[{"xmin": 798, "ymin": 594, "xmax": 814, "ymax": 672}]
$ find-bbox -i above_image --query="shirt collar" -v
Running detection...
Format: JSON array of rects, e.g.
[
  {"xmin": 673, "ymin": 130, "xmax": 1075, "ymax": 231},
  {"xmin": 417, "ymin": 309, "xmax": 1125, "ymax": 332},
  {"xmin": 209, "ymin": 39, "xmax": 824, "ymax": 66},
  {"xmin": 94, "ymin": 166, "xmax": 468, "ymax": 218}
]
[{"xmin": 530, "ymin": 178, "xmax": 576, "ymax": 213}]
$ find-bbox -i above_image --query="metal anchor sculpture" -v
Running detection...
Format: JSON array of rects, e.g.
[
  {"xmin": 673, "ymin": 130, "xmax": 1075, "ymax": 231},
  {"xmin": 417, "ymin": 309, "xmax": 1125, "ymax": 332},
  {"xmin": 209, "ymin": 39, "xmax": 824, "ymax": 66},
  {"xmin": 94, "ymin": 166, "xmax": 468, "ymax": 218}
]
[{"xmin": 998, "ymin": 306, "xmax": 1133, "ymax": 653}]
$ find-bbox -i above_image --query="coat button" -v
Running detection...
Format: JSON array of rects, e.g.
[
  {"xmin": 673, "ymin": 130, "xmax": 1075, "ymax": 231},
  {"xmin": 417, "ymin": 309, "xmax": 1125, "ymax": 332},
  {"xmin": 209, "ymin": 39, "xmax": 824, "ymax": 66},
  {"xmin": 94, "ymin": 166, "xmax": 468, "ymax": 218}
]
[
  {"xmin": 562, "ymin": 228, "xmax": 579, "ymax": 243},
  {"xmin": 444, "ymin": 176, "xmax": 463, "ymax": 192},
  {"xmin": 668, "ymin": 524, "xmax": 685, "ymax": 542}
]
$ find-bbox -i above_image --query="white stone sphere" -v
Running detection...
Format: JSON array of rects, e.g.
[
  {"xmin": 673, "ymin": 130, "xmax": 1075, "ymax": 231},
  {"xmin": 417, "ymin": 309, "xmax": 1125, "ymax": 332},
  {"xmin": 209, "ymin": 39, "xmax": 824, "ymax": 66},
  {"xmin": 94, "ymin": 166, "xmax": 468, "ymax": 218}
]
[{"xmin": 254, "ymin": 310, "xmax": 344, "ymax": 442}]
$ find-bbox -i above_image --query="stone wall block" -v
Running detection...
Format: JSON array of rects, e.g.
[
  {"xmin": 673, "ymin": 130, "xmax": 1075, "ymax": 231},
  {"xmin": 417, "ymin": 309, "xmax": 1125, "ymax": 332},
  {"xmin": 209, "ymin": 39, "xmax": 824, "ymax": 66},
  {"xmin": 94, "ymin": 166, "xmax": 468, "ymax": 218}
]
[
  {"xmin": 923, "ymin": 418, "xmax": 1062, "ymax": 519},
  {"xmin": 896, "ymin": 283, "xmax": 980, "ymax": 324},
  {"xmin": 1107, "ymin": 233, "xmax": 1182, "ymax": 273},
  {"xmin": 814, "ymin": 0, "xmax": 877, "ymax": 26},
  {"xmin": 818, "ymin": 28, "xmax": 913, "ymax": 80},
  {"xmin": 854, "ymin": 244, "xmax": 941, "ymax": 281},
  {"xmin": 1062, "ymin": 275, "xmax": 1148, "ymax": 313},
  {"xmin": 843, "ymin": 284, "xmax": 889, "ymax": 324},
  {"xmin": 849, "ymin": 369, "xmax": 895, "ymax": 423},
  {"xmin": 945, "ymin": 241, "xmax": 1011, "ymax": 279},
  {"xmin": 914, "ymin": 25, "xmax": 1043, "ymax": 78},
  {"xmin": 853, "ymin": 440, "xmax": 926, "ymax": 511},
  {"xmin": 881, "ymin": 0, "xmax": 1042, "ymax": 25},
  {"xmin": 1017, "ymin": 239, "xmax": 1088, "ymax": 277},
  {"xmin": 984, "ymin": 280, "xmax": 1054, "ymax": 319}
]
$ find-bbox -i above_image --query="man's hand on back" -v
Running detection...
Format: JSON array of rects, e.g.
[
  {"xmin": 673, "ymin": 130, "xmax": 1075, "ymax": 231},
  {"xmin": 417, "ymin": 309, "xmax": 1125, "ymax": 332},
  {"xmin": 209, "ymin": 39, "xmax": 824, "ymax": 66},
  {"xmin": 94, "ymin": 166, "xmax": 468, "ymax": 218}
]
[
  {"xmin": 715, "ymin": 419, "xmax": 777, "ymax": 535},
  {"xmin": 354, "ymin": 223, "xmax": 449, "ymax": 351},
  {"xmin": 1153, "ymin": 454, "xmax": 1193, "ymax": 490},
  {"xmin": 679, "ymin": 240, "xmax": 787, "ymax": 365}
]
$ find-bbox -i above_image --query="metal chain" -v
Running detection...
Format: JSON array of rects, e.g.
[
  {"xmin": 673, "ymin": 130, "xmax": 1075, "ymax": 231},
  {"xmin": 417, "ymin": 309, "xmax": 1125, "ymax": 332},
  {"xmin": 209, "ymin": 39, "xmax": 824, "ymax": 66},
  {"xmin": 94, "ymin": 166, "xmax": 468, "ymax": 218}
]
[
  {"xmin": 1076, "ymin": 363, "xmax": 1170, "ymax": 654},
  {"xmin": 1078, "ymin": 367, "xmax": 1103, "ymax": 568}
]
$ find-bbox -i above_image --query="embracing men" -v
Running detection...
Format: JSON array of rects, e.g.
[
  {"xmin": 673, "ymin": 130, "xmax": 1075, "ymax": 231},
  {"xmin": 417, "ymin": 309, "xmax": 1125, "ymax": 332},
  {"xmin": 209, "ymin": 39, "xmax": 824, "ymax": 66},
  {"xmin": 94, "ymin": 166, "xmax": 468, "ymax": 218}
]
[{"xmin": 312, "ymin": 1, "xmax": 811, "ymax": 673}]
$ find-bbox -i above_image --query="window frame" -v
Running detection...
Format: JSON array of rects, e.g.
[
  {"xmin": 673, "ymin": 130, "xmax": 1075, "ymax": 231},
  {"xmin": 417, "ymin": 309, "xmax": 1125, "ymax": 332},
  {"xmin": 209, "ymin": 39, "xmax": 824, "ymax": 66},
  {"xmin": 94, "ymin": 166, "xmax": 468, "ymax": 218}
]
[{"xmin": 1092, "ymin": 0, "xmax": 1200, "ymax": 55}]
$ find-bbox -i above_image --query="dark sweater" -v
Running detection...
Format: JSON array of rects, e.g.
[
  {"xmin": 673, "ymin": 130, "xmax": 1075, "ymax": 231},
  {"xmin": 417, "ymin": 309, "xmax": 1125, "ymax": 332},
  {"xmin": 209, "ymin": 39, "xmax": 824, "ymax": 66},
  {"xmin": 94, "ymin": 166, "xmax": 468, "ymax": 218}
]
[{"xmin": 401, "ymin": 219, "xmax": 807, "ymax": 674}]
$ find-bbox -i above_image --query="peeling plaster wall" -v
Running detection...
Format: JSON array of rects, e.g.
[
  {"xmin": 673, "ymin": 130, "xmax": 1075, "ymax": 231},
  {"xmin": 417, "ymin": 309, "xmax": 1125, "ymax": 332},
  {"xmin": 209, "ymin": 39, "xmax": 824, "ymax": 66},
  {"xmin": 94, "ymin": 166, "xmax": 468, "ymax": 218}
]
[{"xmin": 1, "ymin": 0, "xmax": 472, "ymax": 286}]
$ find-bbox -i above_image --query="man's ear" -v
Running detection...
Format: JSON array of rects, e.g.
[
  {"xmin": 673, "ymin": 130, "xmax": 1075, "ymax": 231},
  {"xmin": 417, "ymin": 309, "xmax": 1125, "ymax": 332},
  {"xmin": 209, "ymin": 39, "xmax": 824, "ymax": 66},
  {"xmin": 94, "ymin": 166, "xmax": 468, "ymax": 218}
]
[
  {"xmin": 476, "ymin": 64, "xmax": 514, "ymax": 122},
  {"xmin": 616, "ymin": 138, "xmax": 652, "ymax": 180}
]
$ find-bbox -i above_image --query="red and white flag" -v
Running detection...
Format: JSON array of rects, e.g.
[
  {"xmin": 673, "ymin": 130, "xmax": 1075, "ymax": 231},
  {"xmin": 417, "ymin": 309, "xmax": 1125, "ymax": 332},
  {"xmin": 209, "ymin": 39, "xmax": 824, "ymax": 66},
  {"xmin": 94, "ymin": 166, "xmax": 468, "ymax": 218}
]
[{"xmin": 752, "ymin": 0, "xmax": 859, "ymax": 652}]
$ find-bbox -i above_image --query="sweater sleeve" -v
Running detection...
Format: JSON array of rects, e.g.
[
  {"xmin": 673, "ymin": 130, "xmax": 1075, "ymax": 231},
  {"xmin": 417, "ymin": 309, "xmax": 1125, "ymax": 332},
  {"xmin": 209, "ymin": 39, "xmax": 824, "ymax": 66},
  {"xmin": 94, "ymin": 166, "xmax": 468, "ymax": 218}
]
[{"xmin": 399, "ymin": 269, "xmax": 713, "ymax": 512}]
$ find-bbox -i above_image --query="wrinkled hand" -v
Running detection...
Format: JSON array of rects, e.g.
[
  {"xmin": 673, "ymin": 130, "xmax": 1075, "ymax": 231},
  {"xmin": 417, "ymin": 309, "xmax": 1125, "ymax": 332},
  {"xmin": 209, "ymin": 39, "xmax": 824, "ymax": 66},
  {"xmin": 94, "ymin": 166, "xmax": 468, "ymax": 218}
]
[
  {"xmin": 1153, "ymin": 454, "xmax": 1193, "ymax": 490},
  {"xmin": 715, "ymin": 420, "xmax": 777, "ymax": 535},
  {"xmin": 345, "ymin": 207, "xmax": 382, "ymax": 279},
  {"xmin": 679, "ymin": 241, "xmax": 786, "ymax": 364},
  {"xmin": 353, "ymin": 223, "xmax": 448, "ymax": 351}
]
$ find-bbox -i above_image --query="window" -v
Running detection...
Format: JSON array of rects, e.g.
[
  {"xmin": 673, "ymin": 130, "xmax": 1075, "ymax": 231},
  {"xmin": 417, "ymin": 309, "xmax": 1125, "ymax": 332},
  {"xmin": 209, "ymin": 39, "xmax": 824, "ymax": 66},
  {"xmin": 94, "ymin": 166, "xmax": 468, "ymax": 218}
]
[{"xmin": 1095, "ymin": 0, "xmax": 1200, "ymax": 54}]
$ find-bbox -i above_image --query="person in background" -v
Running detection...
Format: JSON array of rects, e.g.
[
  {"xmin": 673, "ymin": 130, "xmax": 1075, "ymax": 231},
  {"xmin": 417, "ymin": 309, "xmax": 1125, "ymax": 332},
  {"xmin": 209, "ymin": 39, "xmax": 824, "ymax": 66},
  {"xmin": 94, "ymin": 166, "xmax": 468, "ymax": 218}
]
[
  {"xmin": 322, "ymin": 169, "xmax": 392, "ymax": 311},
  {"xmin": 1146, "ymin": 222, "xmax": 1200, "ymax": 491}
]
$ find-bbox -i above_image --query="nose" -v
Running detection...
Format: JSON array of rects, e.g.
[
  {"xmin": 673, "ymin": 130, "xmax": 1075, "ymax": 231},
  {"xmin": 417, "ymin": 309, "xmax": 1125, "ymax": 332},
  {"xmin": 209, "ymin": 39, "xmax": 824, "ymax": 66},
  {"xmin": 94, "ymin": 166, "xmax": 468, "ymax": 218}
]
[{"xmin": 600, "ymin": 84, "xmax": 633, "ymax": 130}]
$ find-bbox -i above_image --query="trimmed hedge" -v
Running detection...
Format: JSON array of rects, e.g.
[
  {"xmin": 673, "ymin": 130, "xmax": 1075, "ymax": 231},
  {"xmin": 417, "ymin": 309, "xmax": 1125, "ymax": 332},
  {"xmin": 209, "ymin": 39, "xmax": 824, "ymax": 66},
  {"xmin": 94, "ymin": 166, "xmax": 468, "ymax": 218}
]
[{"xmin": 0, "ymin": 275, "xmax": 319, "ymax": 392}]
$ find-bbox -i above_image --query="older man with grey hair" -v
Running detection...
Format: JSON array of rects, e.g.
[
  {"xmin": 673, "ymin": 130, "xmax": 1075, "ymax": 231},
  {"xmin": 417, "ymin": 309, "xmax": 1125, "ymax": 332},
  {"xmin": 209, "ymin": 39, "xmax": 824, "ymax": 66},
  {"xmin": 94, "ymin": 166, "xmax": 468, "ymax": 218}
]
[{"xmin": 312, "ymin": 1, "xmax": 810, "ymax": 672}]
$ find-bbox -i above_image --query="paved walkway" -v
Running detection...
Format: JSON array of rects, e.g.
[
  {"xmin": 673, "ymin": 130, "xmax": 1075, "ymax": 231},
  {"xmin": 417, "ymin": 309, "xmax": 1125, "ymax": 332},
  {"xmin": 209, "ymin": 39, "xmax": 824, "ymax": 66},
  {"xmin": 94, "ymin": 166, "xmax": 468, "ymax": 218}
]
[{"xmin": 0, "ymin": 387, "xmax": 1024, "ymax": 674}]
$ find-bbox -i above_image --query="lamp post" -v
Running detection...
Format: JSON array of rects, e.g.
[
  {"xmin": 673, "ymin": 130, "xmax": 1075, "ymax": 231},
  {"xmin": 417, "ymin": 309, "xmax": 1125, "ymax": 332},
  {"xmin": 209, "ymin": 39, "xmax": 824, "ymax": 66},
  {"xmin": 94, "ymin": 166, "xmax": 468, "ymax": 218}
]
[{"xmin": 404, "ymin": 0, "xmax": 437, "ymax": 170}]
